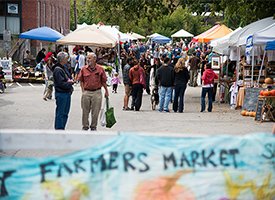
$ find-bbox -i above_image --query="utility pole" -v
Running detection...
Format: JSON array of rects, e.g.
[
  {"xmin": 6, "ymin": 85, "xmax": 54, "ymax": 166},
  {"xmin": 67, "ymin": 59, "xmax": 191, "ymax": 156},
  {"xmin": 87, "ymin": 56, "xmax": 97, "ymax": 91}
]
[{"xmin": 73, "ymin": 0, "xmax": 77, "ymax": 30}]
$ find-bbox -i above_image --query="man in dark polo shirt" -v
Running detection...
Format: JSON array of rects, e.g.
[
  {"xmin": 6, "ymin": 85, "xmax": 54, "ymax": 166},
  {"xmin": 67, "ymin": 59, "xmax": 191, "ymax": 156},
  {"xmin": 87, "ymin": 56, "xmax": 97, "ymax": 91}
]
[{"xmin": 77, "ymin": 52, "xmax": 109, "ymax": 131}]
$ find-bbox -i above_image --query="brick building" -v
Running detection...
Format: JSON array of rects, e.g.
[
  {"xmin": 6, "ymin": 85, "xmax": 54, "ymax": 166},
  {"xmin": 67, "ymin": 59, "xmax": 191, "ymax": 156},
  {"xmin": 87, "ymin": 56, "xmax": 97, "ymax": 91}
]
[
  {"xmin": 0, "ymin": 0, "xmax": 70, "ymax": 59},
  {"xmin": 0, "ymin": 0, "xmax": 70, "ymax": 36}
]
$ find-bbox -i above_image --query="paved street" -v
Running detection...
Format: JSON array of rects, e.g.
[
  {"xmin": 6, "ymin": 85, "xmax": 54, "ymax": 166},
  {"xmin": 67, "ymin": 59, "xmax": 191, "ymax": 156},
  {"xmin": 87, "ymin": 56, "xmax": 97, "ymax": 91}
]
[{"xmin": 0, "ymin": 82, "xmax": 273, "ymax": 135}]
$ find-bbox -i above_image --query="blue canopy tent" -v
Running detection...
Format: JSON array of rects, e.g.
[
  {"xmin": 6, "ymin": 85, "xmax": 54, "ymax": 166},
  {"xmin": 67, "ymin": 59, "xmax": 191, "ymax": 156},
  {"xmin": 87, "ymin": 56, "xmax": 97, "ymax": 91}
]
[
  {"xmin": 265, "ymin": 40, "xmax": 275, "ymax": 50},
  {"xmin": 151, "ymin": 35, "xmax": 171, "ymax": 44},
  {"xmin": 19, "ymin": 26, "xmax": 63, "ymax": 42},
  {"xmin": 257, "ymin": 40, "xmax": 275, "ymax": 83}
]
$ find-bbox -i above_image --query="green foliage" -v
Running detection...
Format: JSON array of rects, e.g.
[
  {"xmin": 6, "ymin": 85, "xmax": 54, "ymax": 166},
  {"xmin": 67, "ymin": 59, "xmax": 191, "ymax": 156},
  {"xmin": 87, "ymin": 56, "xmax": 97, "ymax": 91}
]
[{"xmin": 70, "ymin": 0, "xmax": 275, "ymax": 37}]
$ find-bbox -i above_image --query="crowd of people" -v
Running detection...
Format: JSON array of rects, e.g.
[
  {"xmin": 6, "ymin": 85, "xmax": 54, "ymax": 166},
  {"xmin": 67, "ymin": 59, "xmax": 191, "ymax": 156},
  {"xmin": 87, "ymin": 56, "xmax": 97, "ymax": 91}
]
[{"xmin": 27, "ymin": 40, "xmax": 235, "ymax": 131}]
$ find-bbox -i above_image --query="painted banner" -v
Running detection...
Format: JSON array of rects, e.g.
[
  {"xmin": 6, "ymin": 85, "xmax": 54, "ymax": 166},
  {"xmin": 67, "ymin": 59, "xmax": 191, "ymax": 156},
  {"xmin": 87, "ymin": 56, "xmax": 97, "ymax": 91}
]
[
  {"xmin": 0, "ymin": 58, "xmax": 13, "ymax": 81},
  {"xmin": 0, "ymin": 133, "xmax": 274, "ymax": 200}
]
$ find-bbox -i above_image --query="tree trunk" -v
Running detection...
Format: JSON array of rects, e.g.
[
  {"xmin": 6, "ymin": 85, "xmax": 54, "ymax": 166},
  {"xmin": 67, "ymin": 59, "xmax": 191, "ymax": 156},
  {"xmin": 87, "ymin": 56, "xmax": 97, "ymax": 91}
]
[{"xmin": 73, "ymin": 0, "xmax": 77, "ymax": 30}]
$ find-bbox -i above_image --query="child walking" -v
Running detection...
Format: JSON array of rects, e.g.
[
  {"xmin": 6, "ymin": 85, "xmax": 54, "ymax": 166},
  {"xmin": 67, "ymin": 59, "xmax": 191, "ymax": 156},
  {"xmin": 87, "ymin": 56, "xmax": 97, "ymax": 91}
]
[{"xmin": 111, "ymin": 72, "xmax": 121, "ymax": 93}]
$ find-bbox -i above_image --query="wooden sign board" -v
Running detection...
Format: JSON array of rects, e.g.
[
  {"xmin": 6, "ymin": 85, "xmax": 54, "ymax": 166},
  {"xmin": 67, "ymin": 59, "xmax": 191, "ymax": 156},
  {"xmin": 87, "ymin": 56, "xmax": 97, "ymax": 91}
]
[{"xmin": 243, "ymin": 88, "xmax": 262, "ymax": 111}]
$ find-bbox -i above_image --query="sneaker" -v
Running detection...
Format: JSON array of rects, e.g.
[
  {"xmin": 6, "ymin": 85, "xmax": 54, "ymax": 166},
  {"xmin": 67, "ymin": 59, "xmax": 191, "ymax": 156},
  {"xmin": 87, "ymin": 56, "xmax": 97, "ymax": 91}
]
[
  {"xmin": 43, "ymin": 97, "xmax": 47, "ymax": 101},
  {"xmin": 164, "ymin": 109, "xmax": 170, "ymax": 112},
  {"xmin": 82, "ymin": 127, "xmax": 89, "ymax": 131},
  {"xmin": 90, "ymin": 127, "xmax": 97, "ymax": 131}
]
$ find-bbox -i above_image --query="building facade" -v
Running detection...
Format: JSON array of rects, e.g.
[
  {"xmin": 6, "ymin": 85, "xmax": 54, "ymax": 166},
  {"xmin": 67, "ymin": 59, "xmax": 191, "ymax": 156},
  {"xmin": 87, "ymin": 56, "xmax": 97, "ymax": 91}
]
[{"xmin": 0, "ymin": 0, "xmax": 70, "ymax": 36}]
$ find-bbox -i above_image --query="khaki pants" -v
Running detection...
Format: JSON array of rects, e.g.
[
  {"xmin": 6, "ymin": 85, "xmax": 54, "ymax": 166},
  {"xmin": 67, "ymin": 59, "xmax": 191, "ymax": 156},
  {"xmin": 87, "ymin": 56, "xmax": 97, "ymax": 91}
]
[
  {"xmin": 190, "ymin": 69, "xmax": 198, "ymax": 87},
  {"xmin": 81, "ymin": 90, "xmax": 102, "ymax": 129}
]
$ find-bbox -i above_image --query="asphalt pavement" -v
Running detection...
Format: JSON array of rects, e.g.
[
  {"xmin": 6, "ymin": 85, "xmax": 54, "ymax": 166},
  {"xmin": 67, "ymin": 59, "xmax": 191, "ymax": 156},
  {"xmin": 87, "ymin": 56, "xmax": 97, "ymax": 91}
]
[{"xmin": 0, "ymin": 82, "xmax": 273, "ymax": 135}]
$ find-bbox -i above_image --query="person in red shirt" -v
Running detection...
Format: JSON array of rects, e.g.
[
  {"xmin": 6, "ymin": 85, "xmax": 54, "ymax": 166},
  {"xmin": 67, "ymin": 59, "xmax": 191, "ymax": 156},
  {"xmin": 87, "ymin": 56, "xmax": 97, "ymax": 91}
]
[
  {"xmin": 129, "ymin": 60, "xmax": 145, "ymax": 111},
  {"xmin": 201, "ymin": 62, "xmax": 218, "ymax": 112},
  {"xmin": 77, "ymin": 53, "xmax": 109, "ymax": 131}
]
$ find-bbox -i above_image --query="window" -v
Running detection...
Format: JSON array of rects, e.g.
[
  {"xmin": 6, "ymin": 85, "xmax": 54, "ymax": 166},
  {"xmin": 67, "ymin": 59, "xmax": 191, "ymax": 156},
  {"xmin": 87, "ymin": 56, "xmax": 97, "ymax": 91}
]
[
  {"xmin": 0, "ymin": 16, "xmax": 5, "ymax": 34},
  {"xmin": 52, "ymin": 6, "xmax": 55, "ymax": 28},
  {"xmin": 0, "ymin": 16, "xmax": 20, "ymax": 34},
  {"xmin": 37, "ymin": 1, "xmax": 40, "ymax": 27},
  {"xmin": 49, "ymin": 4, "xmax": 51, "ymax": 27},
  {"xmin": 43, "ymin": 3, "xmax": 46, "ymax": 26},
  {"xmin": 7, "ymin": 16, "xmax": 20, "ymax": 34}
]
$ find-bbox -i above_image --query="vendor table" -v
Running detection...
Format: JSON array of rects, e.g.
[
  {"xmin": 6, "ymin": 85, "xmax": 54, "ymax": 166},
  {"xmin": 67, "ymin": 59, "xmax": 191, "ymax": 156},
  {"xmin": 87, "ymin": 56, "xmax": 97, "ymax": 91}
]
[{"xmin": 236, "ymin": 87, "xmax": 245, "ymax": 108}]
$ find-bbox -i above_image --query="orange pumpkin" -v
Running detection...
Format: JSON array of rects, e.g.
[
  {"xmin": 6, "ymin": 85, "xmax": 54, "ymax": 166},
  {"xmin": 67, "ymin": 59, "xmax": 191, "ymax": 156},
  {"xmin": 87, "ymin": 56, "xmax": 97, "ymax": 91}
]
[
  {"xmin": 264, "ymin": 77, "xmax": 273, "ymax": 84},
  {"xmin": 260, "ymin": 90, "xmax": 264, "ymax": 96},
  {"xmin": 249, "ymin": 112, "xmax": 255, "ymax": 117},
  {"xmin": 263, "ymin": 91, "xmax": 271, "ymax": 96},
  {"xmin": 270, "ymin": 90, "xmax": 275, "ymax": 96},
  {"xmin": 245, "ymin": 111, "xmax": 251, "ymax": 116},
  {"xmin": 241, "ymin": 110, "xmax": 247, "ymax": 116},
  {"xmin": 252, "ymin": 112, "xmax": 256, "ymax": 117}
]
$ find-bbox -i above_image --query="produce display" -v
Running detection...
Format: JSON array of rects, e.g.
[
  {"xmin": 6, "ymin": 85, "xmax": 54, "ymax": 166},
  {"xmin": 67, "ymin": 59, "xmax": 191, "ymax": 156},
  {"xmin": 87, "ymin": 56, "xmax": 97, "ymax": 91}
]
[
  {"xmin": 240, "ymin": 80, "xmax": 275, "ymax": 119},
  {"xmin": 12, "ymin": 62, "xmax": 44, "ymax": 83}
]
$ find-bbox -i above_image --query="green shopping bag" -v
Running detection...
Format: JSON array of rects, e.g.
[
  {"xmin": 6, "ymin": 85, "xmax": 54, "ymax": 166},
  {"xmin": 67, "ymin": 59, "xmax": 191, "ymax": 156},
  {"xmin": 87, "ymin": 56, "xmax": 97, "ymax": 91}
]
[{"xmin": 105, "ymin": 97, "xmax": 116, "ymax": 128}]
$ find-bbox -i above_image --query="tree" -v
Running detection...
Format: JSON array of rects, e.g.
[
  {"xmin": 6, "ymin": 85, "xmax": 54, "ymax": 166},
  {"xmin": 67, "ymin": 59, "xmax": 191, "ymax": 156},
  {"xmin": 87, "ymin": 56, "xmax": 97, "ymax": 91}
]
[{"xmin": 70, "ymin": 0, "xmax": 275, "ymax": 36}]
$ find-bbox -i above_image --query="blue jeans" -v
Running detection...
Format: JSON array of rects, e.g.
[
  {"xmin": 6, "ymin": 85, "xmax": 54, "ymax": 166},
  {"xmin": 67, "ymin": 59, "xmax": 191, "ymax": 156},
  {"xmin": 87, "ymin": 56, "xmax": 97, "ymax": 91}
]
[
  {"xmin": 55, "ymin": 92, "xmax": 71, "ymax": 129},
  {"xmin": 201, "ymin": 87, "xmax": 213, "ymax": 112},
  {"xmin": 173, "ymin": 84, "xmax": 187, "ymax": 112},
  {"xmin": 159, "ymin": 86, "xmax": 172, "ymax": 111}
]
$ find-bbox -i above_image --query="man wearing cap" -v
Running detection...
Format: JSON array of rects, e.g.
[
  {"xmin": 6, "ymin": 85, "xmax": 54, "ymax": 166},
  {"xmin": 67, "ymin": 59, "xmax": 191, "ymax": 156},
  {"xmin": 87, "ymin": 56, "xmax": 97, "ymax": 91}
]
[{"xmin": 77, "ymin": 52, "xmax": 109, "ymax": 131}]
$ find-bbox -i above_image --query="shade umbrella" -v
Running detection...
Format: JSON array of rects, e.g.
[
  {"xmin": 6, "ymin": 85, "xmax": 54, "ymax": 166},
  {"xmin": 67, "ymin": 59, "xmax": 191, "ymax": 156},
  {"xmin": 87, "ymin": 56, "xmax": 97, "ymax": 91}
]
[
  {"xmin": 19, "ymin": 26, "xmax": 63, "ymax": 42},
  {"xmin": 56, "ymin": 25, "xmax": 117, "ymax": 48},
  {"xmin": 171, "ymin": 29, "xmax": 194, "ymax": 38}
]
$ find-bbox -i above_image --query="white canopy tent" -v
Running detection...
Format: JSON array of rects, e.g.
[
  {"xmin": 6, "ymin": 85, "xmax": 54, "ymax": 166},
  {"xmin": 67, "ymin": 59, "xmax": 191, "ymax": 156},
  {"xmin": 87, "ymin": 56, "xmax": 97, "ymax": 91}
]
[
  {"xmin": 56, "ymin": 25, "xmax": 117, "ymax": 48},
  {"xmin": 76, "ymin": 23, "xmax": 88, "ymax": 30},
  {"xmin": 246, "ymin": 22, "xmax": 275, "ymax": 85},
  {"xmin": 238, "ymin": 17, "xmax": 275, "ymax": 46},
  {"xmin": 226, "ymin": 17, "xmax": 275, "ymax": 85},
  {"xmin": 228, "ymin": 17, "xmax": 275, "ymax": 48},
  {"xmin": 171, "ymin": 29, "xmax": 194, "ymax": 38},
  {"xmin": 147, "ymin": 33, "xmax": 163, "ymax": 38},
  {"xmin": 76, "ymin": 23, "xmax": 136, "ymax": 42},
  {"xmin": 99, "ymin": 25, "xmax": 137, "ymax": 42},
  {"xmin": 127, "ymin": 32, "xmax": 145, "ymax": 40},
  {"xmin": 252, "ymin": 23, "xmax": 275, "ymax": 45}
]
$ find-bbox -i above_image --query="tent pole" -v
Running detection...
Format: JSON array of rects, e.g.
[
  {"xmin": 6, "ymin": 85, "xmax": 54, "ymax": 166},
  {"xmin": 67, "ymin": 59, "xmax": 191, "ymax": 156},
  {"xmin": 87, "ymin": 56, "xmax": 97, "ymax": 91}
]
[
  {"xmin": 251, "ymin": 47, "xmax": 255, "ymax": 87},
  {"xmin": 117, "ymin": 33, "xmax": 121, "ymax": 72},
  {"xmin": 236, "ymin": 47, "xmax": 240, "ymax": 83},
  {"xmin": 257, "ymin": 49, "xmax": 266, "ymax": 84}
]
